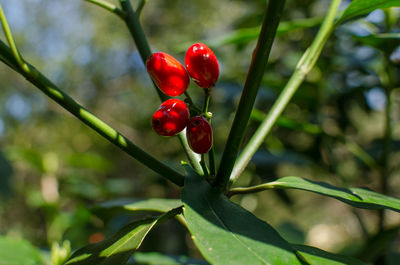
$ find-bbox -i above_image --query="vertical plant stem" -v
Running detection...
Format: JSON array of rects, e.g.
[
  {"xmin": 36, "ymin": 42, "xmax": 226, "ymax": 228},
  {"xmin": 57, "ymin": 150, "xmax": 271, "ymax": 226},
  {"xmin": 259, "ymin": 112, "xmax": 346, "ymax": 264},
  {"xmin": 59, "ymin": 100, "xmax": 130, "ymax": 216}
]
[
  {"xmin": 119, "ymin": 0, "xmax": 203, "ymax": 175},
  {"xmin": 229, "ymin": 0, "xmax": 342, "ymax": 188},
  {"xmin": 208, "ymin": 147, "xmax": 216, "ymax": 177},
  {"xmin": 215, "ymin": 0, "xmax": 287, "ymax": 192},
  {"xmin": 377, "ymin": 10, "xmax": 395, "ymax": 232},
  {"xmin": 378, "ymin": 56, "xmax": 394, "ymax": 231}
]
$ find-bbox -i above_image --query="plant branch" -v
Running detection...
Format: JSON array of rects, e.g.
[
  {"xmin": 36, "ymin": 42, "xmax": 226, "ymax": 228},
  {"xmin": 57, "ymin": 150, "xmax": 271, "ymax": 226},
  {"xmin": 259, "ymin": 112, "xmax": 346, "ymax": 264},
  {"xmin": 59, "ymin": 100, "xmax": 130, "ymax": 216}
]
[
  {"xmin": 0, "ymin": 40, "xmax": 185, "ymax": 186},
  {"xmin": 227, "ymin": 182, "xmax": 278, "ymax": 198},
  {"xmin": 229, "ymin": 0, "xmax": 342, "ymax": 188},
  {"xmin": 83, "ymin": 0, "xmax": 126, "ymax": 19},
  {"xmin": 136, "ymin": 0, "xmax": 148, "ymax": 17},
  {"xmin": 0, "ymin": 4, "xmax": 29, "ymax": 73},
  {"xmin": 119, "ymin": 0, "xmax": 204, "ymax": 175},
  {"xmin": 215, "ymin": 0, "xmax": 287, "ymax": 192},
  {"xmin": 378, "ymin": 55, "xmax": 394, "ymax": 231}
]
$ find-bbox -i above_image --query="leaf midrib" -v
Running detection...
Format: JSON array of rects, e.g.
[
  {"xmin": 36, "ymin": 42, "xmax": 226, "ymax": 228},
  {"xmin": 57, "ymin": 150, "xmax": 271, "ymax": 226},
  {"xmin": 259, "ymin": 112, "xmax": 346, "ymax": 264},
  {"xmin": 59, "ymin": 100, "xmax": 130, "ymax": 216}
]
[
  {"xmin": 204, "ymin": 194, "xmax": 272, "ymax": 265},
  {"xmin": 341, "ymin": 0, "xmax": 399, "ymax": 22},
  {"xmin": 105, "ymin": 221, "xmax": 156, "ymax": 259}
]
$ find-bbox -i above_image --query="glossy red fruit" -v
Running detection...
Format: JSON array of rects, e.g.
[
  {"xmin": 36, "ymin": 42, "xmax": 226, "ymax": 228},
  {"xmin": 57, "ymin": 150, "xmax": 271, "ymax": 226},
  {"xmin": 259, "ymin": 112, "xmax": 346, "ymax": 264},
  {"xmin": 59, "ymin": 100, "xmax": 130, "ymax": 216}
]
[
  {"xmin": 146, "ymin": 52, "xmax": 189, "ymax": 96},
  {"xmin": 152, "ymin": 99, "xmax": 189, "ymax": 136},
  {"xmin": 185, "ymin": 43, "xmax": 219, "ymax": 89},
  {"xmin": 186, "ymin": 116, "xmax": 213, "ymax": 154}
]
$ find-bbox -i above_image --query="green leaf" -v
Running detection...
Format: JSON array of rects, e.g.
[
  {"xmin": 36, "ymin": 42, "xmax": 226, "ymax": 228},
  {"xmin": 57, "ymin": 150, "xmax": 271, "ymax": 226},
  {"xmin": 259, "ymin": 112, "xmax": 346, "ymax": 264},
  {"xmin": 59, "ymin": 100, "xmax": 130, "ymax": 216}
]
[
  {"xmin": 0, "ymin": 236, "xmax": 43, "ymax": 265},
  {"xmin": 294, "ymin": 245, "xmax": 367, "ymax": 265},
  {"xmin": 93, "ymin": 198, "xmax": 183, "ymax": 216},
  {"xmin": 263, "ymin": 176, "xmax": 400, "ymax": 212},
  {"xmin": 336, "ymin": 0, "xmax": 400, "ymax": 25},
  {"xmin": 182, "ymin": 166, "xmax": 303, "ymax": 265},
  {"xmin": 65, "ymin": 207, "xmax": 182, "ymax": 265},
  {"xmin": 353, "ymin": 33, "xmax": 400, "ymax": 54},
  {"xmin": 129, "ymin": 252, "xmax": 209, "ymax": 265}
]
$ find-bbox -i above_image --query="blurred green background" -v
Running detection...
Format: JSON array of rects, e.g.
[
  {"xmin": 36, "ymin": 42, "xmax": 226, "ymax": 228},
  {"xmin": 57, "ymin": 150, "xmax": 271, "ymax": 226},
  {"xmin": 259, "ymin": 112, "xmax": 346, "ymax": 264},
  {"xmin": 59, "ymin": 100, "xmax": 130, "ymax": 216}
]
[{"xmin": 0, "ymin": 0, "xmax": 399, "ymax": 264}]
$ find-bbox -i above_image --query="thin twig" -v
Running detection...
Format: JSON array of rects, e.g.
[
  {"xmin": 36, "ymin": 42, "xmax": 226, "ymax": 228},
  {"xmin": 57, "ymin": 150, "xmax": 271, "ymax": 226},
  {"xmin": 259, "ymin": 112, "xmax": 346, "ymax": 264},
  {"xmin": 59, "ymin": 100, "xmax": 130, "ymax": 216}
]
[
  {"xmin": 0, "ymin": 4, "xmax": 29, "ymax": 73},
  {"xmin": 84, "ymin": 0, "xmax": 126, "ymax": 19},
  {"xmin": 136, "ymin": 0, "xmax": 148, "ymax": 17}
]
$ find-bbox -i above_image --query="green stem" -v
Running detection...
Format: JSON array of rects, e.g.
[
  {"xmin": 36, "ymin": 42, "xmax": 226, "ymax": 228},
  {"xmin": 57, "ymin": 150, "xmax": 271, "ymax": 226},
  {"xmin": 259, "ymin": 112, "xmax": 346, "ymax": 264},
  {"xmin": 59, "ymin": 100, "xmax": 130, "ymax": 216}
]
[
  {"xmin": 119, "ymin": 0, "xmax": 166, "ymax": 101},
  {"xmin": 119, "ymin": 0, "xmax": 203, "ymax": 175},
  {"xmin": 200, "ymin": 154, "xmax": 209, "ymax": 176},
  {"xmin": 229, "ymin": 0, "xmax": 342, "ymax": 188},
  {"xmin": 203, "ymin": 89, "xmax": 211, "ymax": 115},
  {"xmin": 177, "ymin": 133, "xmax": 204, "ymax": 176},
  {"xmin": 0, "ymin": 4, "xmax": 29, "ymax": 73},
  {"xmin": 227, "ymin": 182, "xmax": 278, "ymax": 198},
  {"xmin": 83, "ymin": 0, "xmax": 126, "ymax": 19},
  {"xmin": 202, "ymin": 89, "xmax": 215, "ymax": 176},
  {"xmin": 208, "ymin": 147, "xmax": 216, "ymax": 177},
  {"xmin": 0, "ymin": 40, "xmax": 185, "ymax": 186},
  {"xmin": 136, "ymin": 0, "xmax": 148, "ymax": 17},
  {"xmin": 378, "ymin": 55, "xmax": 394, "ymax": 231},
  {"xmin": 184, "ymin": 91, "xmax": 202, "ymax": 114},
  {"xmin": 215, "ymin": 0, "xmax": 287, "ymax": 192}
]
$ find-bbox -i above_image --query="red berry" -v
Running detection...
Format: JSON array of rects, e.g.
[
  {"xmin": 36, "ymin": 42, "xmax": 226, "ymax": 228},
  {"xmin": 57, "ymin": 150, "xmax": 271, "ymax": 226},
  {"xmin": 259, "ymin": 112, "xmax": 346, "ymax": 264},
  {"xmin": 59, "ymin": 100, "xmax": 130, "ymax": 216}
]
[
  {"xmin": 186, "ymin": 116, "xmax": 213, "ymax": 154},
  {"xmin": 152, "ymin": 99, "xmax": 189, "ymax": 136},
  {"xmin": 185, "ymin": 43, "xmax": 219, "ymax": 89},
  {"xmin": 146, "ymin": 52, "xmax": 189, "ymax": 96}
]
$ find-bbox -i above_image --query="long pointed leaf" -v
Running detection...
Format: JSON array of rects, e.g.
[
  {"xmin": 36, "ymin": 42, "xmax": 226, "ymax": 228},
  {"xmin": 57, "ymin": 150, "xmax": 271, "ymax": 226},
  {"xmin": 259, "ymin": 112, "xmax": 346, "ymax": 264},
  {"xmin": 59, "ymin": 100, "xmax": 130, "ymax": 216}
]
[
  {"xmin": 93, "ymin": 198, "xmax": 182, "ymax": 216},
  {"xmin": 182, "ymin": 166, "xmax": 303, "ymax": 265},
  {"xmin": 235, "ymin": 177, "xmax": 400, "ymax": 212},
  {"xmin": 65, "ymin": 207, "xmax": 182, "ymax": 265},
  {"xmin": 336, "ymin": 0, "xmax": 400, "ymax": 25}
]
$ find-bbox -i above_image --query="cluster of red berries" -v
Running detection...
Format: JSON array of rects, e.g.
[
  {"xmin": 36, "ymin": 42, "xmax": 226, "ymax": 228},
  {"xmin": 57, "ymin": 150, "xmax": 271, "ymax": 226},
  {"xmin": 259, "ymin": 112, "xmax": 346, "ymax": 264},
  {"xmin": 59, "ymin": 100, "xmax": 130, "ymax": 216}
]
[{"xmin": 146, "ymin": 43, "xmax": 219, "ymax": 154}]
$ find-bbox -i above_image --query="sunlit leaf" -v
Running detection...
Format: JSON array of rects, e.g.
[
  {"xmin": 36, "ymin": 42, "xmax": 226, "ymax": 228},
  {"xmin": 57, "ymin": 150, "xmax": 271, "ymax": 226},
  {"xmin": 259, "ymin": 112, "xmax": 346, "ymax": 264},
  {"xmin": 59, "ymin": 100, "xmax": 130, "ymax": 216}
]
[
  {"xmin": 336, "ymin": 0, "xmax": 400, "ymax": 25},
  {"xmin": 93, "ymin": 198, "xmax": 182, "ymax": 216},
  {"xmin": 260, "ymin": 176, "xmax": 400, "ymax": 212},
  {"xmin": 65, "ymin": 207, "xmax": 182, "ymax": 265},
  {"xmin": 0, "ymin": 236, "xmax": 43, "ymax": 265},
  {"xmin": 182, "ymin": 166, "xmax": 303, "ymax": 265}
]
